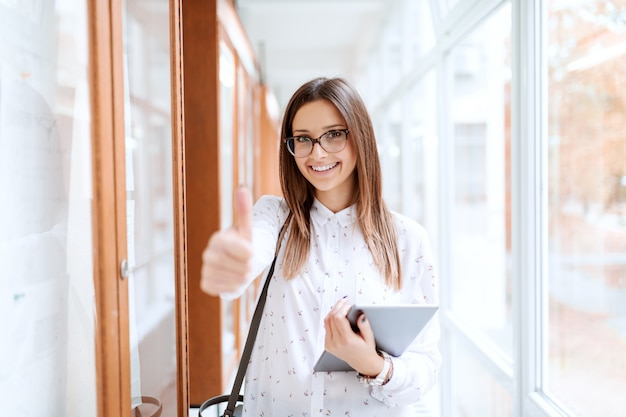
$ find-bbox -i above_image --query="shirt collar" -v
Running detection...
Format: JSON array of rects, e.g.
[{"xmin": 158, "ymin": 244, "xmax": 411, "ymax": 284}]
[{"xmin": 311, "ymin": 198, "xmax": 357, "ymax": 228}]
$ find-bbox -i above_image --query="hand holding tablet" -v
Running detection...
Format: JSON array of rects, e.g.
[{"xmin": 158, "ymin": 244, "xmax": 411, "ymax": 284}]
[{"xmin": 313, "ymin": 304, "xmax": 438, "ymax": 372}]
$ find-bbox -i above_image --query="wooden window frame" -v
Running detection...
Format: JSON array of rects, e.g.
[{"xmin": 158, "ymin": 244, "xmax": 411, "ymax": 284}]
[
  {"xmin": 89, "ymin": 0, "xmax": 189, "ymax": 416},
  {"xmin": 88, "ymin": 0, "xmax": 281, "ymax": 412},
  {"xmin": 88, "ymin": 1, "xmax": 130, "ymax": 416},
  {"xmin": 170, "ymin": 0, "xmax": 190, "ymax": 414}
]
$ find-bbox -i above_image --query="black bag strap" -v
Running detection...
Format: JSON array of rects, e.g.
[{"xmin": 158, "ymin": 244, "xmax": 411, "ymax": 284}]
[{"xmin": 222, "ymin": 213, "xmax": 291, "ymax": 417}]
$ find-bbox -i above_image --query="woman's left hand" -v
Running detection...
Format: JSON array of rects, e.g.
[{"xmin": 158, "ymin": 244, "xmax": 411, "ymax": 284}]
[{"xmin": 323, "ymin": 297, "xmax": 385, "ymax": 377}]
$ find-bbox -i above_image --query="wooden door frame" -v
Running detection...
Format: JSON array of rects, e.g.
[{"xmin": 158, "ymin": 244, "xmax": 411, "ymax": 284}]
[
  {"xmin": 89, "ymin": 1, "xmax": 190, "ymax": 416},
  {"xmin": 180, "ymin": 0, "xmax": 223, "ymax": 405},
  {"xmin": 87, "ymin": 0, "xmax": 276, "ymax": 411},
  {"xmin": 169, "ymin": 0, "xmax": 190, "ymax": 414},
  {"xmin": 88, "ymin": 1, "xmax": 131, "ymax": 417}
]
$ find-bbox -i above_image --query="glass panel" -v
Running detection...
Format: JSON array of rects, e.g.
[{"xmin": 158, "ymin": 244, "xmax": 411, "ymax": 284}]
[
  {"xmin": 403, "ymin": 0, "xmax": 435, "ymax": 71},
  {"xmin": 452, "ymin": 342, "xmax": 513, "ymax": 417},
  {"xmin": 448, "ymin": 4, "xmax": 513, "ymax": 355},
  {"xmin": 0, "ymin": 1, "xmax": 96, "ymax": 415},
  {"xmin": 238, "ymin": 68, "xmax": 255, "ymax": 188},
  {"xmin": 545, "ymin": 1, "xmax": 626, "ymax": 416},
  {"xmin": 432, "ymin": 0, "xmax": 461, "ymax": 19},
  {"xmin": 219, "ymin": 41, "xmax": 237, "ymax": 372},
  {"xmin": 220, "ymin": 42, "xmax": 235, "ymax": 229},
  {"xmin": 380, "ymin": 101, "xmax": 403, "ymax": 211},
  {"xmin": 404, "ymin": 70, "xmax": 438, "ymax": 232},
  {"xmin": 122, "ymin": 1, "xmax": 177, "ymax": 416},
  {"xmin": 447, "ymin": 0, "xmax": 461, "ymax": 13},
  {"xmin": 235, "ymin": 70, "xmax": 257, "ymax": 362},
  {"xmin": 358, "ymin": 52, "xmax": 382, "ymax": 107},
  {"xmin": 380, "ymin": 4, "xmax": 402, "ymax": 97}
]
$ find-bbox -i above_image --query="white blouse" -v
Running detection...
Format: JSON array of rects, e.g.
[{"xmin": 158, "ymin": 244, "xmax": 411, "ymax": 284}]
[{"xmin": 228, "ymin": 195, "xmax": 441, "ymax": 417}]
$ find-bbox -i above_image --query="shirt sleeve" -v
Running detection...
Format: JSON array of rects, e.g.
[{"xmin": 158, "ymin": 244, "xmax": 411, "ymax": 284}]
[
  {"xmin": 220, "ymin": 195, "xmax": 289, "ymax": 300},
  {"xmin": 370, "ymin": 216, "xmax": 442, "ymax": 406}
]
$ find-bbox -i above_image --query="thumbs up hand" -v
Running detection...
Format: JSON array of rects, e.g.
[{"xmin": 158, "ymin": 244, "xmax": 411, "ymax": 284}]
[
  {"xmin": 200, "ymin": 186, "xmax": 254, "ymax": 296},
  {"xmin": 233, "ymin": 185, "xmax": 253, "ymax": 241}
]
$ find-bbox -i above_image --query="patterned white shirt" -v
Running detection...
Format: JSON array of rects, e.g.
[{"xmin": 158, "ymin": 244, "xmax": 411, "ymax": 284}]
[{"xmin": 228, "ymin": 195, "xmax": 441, "ymax": 417}]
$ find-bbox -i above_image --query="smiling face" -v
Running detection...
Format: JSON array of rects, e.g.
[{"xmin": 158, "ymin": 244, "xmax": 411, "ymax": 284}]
[{"xmin": 291, "ymin": 99, "xmax": 357, "ymax": 212}]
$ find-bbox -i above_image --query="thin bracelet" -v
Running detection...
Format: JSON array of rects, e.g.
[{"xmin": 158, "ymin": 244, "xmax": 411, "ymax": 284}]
[
  {"xmin": 357, "ymin": 351, "xmax": 392, "ymax": 386},
  {"xmin": 382, "ymin": 354, "xmax": 393, "ymax": 385}
]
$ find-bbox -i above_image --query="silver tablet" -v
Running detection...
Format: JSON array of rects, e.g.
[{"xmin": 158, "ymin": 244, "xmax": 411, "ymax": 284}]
[{"xmin": 313, "ymin": 304, "xmax": 438, "ymax": 373}]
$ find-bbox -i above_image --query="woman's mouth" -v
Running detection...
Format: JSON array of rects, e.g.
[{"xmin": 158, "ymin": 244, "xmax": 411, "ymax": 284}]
[{"xmin": 310, "ymin": 162, "xmax": 338, "ymax": 172}]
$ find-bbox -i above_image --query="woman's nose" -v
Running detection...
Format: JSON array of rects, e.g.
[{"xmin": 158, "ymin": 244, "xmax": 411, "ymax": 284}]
[{"xmin": 309, "ymin": 140, "xmax": 327, "ymax": 158}]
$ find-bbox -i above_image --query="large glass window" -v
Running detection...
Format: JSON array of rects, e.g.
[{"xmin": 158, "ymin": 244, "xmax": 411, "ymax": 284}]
[
  {"xmin": 377, "ymin": 69, "xmax": 439, "ymax": 234},
  {"xmin": 545, "ymin": 1, "xmax": 626, "ymax": 416},
  {"xmin": 219, "ymin": 39, "xmax": 238, "ymax": 378},
  {"xmin": 356, "ymin": 0, "xmax": 626, "ymax": 416},
  {"xmin": 403, "ymin": 70, "xmax": 438, "ymax": 230},
  {"xmin": 447, "ymin": 3, "xmax": 513, "ymax": 359},
  {"xmin": 123, "ymin": 1, "xmax": 177, "ymax": 415},
  {"xmin": 0, "ymin": 1, "xmax": 96, "ymax": 415},
  {"xmin": 403, "ymin": 0, "xmax": 435, "ymax": 71},
  {"xmin": 220, "ymin": 42, "xmax": 236, "ymax": 230},
  {"xmin": 379, "ymin": 101, "xmax": 403, "ymax": 211},
  {"xmin": 443, "ymin": 5, "xmax": 513, "ymax": 416},
  {"xmin": 451, "ymin": 341, "xmax": 513, "ymax": 417},
  {"xmin": 379, "ymin": 4, "xmax": 402, "ymax": 98}
]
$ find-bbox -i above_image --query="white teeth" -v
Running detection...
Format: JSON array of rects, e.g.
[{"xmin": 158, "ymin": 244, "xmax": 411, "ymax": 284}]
[{"xmin": 311, "ymin": 162, "xmax": 338, "ymax": 172}]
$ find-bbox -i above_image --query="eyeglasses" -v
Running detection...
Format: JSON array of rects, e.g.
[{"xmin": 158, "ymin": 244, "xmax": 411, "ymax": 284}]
[{"xmin": 285, "ymin": 129, "xmax": 350, "ymax": 157}]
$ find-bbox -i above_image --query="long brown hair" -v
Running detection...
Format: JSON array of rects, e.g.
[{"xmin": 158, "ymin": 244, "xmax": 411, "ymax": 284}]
[{"xmin": 278, "ymin": 77, "xmax": 401, "ymax": 290}]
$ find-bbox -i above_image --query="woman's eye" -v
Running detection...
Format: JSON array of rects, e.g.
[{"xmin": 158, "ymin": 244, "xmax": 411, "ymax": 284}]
[
  {"xmin": 295, "ymin": 136, "xmax": 311, "ymax": 143},
  {"xmin": 326, "ymin": 130, "xmax": 342, "ymax": 139}
]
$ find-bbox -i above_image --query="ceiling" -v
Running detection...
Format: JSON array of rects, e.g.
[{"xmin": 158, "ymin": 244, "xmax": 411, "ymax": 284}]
[{"xmin": 235, "ymin": 0, "xmax": 390, "ymax": 109}]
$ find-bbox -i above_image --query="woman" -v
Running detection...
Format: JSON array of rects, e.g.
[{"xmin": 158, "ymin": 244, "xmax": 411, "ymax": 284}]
[{"xmin": 201, "ymin": 77, "xmax": 441, "ymax": 416}]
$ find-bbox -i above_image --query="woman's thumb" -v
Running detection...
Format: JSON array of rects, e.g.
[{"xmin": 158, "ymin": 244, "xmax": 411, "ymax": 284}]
[
  {"xmin": 235, "ymin": 186, "xmax": 252, "ymax": 240},
  {"xmin": 356, "ymin": 313, "xmax": 375, "ymax": 343}
]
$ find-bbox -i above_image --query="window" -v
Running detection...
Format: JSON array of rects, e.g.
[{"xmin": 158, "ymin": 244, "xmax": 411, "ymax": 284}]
[
  {"xmin": 0, "ymin": 1, "xmax": 96, "ymax": 415},
  {"xmin": 360, "ymin": 0, "xmax": 626, "ymax": 416},
  {"xmin": 122, "ymin": 1, "xmax": 178, "ymax": 414},
  {"xmin": 544, "ymin": 1, "xmax": 626, "ymax": 416},
  {"xmin": 404, "ymin": 70, "xmax": 438, "ymax": 230},
  {"xmin": 446, "ymin": 4, "xmax": 513, "ymax": 416},
  {"xmin": 379, "ymin": 101, "xmax": 403, "ymax": 211},
  {"xmin": 447, "ymin": 1, "xmax": 512, "ymax": 356}
]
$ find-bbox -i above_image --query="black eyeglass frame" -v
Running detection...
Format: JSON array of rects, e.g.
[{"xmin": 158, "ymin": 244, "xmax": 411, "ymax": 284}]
[{"xmin": 284, "ymin": 129, "xmax": 350, "ymax": 157}]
